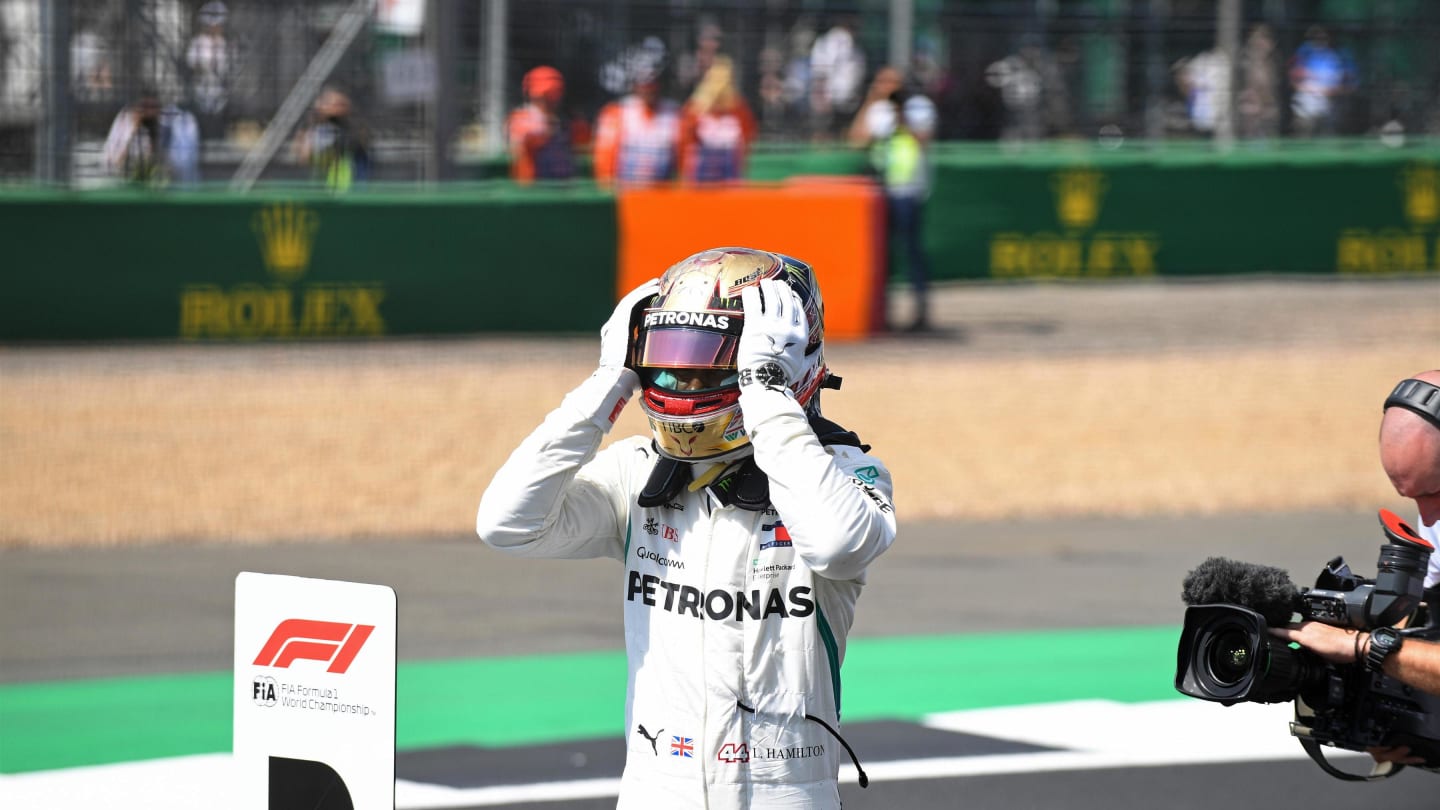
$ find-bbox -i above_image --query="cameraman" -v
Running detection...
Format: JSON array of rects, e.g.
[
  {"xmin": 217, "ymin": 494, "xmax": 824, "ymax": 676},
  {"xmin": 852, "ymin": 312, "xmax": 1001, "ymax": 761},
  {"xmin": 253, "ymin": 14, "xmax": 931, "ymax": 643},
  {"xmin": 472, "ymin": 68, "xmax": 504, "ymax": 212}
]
[{"xmin": 1272, "ymin": 369, "xmax": 1440, "ymax": 763}]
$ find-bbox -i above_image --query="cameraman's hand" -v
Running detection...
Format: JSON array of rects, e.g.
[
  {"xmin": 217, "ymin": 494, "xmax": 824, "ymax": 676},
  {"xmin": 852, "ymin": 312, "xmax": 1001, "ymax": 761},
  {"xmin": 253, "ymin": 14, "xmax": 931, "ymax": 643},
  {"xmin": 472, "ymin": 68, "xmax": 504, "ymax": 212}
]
[
  {"xmin": 1367, "ymin": 745, "xmax": 1426, "ymax": 766},
  {"xmin": 1269, "ymin": 621, "xmax": 1363, "ymax": 665}
]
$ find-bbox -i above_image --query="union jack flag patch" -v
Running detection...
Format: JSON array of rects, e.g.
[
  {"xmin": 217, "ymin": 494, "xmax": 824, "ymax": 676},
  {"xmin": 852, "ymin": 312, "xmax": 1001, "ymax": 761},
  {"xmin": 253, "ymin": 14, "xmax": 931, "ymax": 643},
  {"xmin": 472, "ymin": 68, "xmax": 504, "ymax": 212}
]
[{"xmin": 670, "ymin": 736, "xmax": 694, "ymax": 758}]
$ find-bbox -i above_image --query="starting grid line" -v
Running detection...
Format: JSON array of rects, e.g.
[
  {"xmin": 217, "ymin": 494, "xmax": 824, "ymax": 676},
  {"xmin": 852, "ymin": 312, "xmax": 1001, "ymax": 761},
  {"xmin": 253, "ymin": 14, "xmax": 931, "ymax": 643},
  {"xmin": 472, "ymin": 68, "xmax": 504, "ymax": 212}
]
[{"xmin": 0, "ymin": 699, "xmax": 1368, "ymax": 809}]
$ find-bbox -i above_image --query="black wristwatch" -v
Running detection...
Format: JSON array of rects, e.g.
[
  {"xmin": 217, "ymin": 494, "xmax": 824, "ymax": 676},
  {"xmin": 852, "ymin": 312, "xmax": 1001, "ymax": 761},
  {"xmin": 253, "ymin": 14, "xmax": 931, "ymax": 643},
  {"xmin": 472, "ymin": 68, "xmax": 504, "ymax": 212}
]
[
  {"xmin": 1364, "ymin": 626, "xmax": 1404, "ymax": 673},
  {"xmin": 739, "ymin": 361, "xmax": 788, "ymax": 391}
]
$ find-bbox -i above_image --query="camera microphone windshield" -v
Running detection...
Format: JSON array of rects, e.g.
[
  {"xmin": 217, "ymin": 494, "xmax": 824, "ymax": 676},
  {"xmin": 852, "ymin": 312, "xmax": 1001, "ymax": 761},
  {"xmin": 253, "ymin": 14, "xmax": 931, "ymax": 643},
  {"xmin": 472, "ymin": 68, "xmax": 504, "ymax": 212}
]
[{"xmin": 1182, "ymin": 557, "xmax": 1301, "ymax": 627}]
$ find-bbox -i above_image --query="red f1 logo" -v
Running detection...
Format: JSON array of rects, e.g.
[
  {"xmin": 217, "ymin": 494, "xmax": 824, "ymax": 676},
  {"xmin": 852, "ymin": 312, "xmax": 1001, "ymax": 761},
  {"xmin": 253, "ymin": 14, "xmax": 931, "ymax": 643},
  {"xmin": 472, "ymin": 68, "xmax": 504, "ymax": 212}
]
[{"xmin": 253, "ymin": 619, "xmax": 375, "ymax": 673}]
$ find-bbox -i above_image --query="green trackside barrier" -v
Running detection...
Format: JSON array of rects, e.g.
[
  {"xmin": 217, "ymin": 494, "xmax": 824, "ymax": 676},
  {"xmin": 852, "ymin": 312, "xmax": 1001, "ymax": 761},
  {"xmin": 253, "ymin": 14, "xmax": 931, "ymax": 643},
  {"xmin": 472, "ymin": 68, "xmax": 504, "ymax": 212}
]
[
  {"xmin": 733, "ymin": 139, "xmax": 1440, "ymax": 281},
  {"xmin": 509, "ymin": 138, "xmax": 1437, "ymax": 283},
  {"xmin": 0, "ymin": 183, "xmax": 617, "ymax": 341},
  {"xmin": 923, "ymin": 140, "xmax": 1440, "ymax": 280},
  {"xmin": 3, "ymin": 140, "xmax": 1436, "ymax": 342}
]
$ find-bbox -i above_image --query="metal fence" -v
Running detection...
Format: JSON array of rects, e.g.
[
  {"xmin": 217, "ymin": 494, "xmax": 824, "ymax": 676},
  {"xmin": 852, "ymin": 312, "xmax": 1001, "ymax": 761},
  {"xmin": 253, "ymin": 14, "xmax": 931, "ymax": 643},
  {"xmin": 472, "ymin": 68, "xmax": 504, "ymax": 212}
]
[{"xmin": 3, "ymin": 0, "xmax": 1438, "ymax": 186}]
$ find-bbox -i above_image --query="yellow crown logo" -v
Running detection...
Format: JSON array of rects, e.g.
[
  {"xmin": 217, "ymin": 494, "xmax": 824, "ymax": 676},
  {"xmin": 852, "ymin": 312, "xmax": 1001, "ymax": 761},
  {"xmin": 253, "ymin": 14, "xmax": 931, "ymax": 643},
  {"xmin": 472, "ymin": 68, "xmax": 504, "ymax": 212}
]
[
  {"xmin": 253, "ymin": 202, "xmax": 319, "ymax": 282},
  {"xmin": 1052, "ymin": 168, "xmax": 1106, "ymax": 230},
  {"xmin": 1402, "ymin": 163, "xmax": 1438, "ymax": 226}
]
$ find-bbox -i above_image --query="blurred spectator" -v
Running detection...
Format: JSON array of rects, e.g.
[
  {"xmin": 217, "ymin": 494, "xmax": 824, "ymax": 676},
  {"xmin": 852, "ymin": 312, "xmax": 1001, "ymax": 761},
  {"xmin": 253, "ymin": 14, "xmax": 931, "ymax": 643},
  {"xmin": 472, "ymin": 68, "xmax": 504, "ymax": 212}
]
[
  {"xmin": 102, "ymin": 89, "xmax": 200, "ymax": 187},
  {"xmin": 593, "ymin": 43, "xmax": 680, "ymax": 187},
  {"xmin": 507, "ymin": 66, "xmax": 575, "ymax": 184},
  {"xmin": 1288, "ymin": 26, "xmax": 1356, "ymax": 137},
  {"xmin": 185, "ymin": 0, "xmax": 232, "ymax": 139},
  {"xmin": 985, "ymin": 42, "xmax": 1056, "ymax": 142},
  {"xmin": 850, "ymin": 68, "xmax": 938, "ymax": 332},
  {"xmin": 756, "ymin": 46, "xmax": 790, "ymax": 139},
  {"xmin": 782, "ymin": 18, "xmax": 817, "ymax": 129},
  {"xmin": 675, "ymin": 19, "xmax": 724, "ymax": 97},
  {"xmin": 678, "ymin": 56, "xmax": 756, "ymax": 183},
  {"xmin": 1238, "ymin": 24, "xmax": 1281, "ymax": 139},
  {"xmin": 70, "ymin": 26, "xmax": 113, "ymax": 103},
  {"xmin": 293, "ymin": 88, "xmax": 371, "ymax": 192},
  {"xmin": 1173, "ymin": 46, "xmax": 1231, "ymax": 135},
  {"xmin": 808, "ymin": 16, "xmax": 866, "ymax": 140}
]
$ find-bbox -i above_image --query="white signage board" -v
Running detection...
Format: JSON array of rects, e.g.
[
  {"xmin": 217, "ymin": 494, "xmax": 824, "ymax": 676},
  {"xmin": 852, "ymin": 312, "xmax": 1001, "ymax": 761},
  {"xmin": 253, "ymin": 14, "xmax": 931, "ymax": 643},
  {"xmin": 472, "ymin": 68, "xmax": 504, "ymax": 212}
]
[
  {"xmin": 380, "ymin": 49, "xmax": 436, "ymax": 104},
  {"xmin": 376, "ymin": 0, "xmax": 425, "ymax": 35},
  {"xmin": 234, "ymin": 572, "xmax": 396, "ymax": 810}
]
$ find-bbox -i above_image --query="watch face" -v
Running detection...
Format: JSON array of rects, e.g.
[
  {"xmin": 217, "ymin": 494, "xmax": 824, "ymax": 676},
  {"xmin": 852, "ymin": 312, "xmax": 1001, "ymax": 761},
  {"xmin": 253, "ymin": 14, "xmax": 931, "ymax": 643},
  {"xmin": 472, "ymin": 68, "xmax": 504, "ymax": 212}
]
[
  {"xmin": 1366, "ymin": 626, "xmax": 1402, "ymax": 672},
  {"xmin": 741, "ymin": 362, "xmax": 787, "ymax": 390}
]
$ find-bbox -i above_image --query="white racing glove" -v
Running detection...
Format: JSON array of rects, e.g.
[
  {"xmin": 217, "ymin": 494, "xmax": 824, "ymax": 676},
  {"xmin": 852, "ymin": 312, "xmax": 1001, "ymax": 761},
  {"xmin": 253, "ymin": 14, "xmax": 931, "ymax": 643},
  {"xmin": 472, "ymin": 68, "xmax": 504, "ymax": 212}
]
[
  {"xmin": 738, "ymin": 278, "xmax": 807, "ymax": 394},
  {"xmin": 566, "ymin": 278, "xmax": 658, "ymax": 432},
  {"xmin": 600, "ymin": 278, "xmax": 661, "ymax": 377}
]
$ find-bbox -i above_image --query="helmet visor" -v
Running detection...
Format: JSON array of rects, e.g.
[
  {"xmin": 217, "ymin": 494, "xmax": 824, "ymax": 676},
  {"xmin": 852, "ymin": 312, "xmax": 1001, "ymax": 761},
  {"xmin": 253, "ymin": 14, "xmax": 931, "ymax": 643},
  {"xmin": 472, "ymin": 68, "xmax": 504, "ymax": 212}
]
[{"xmin": 634, "ymin": 324, "xmax": 739, "ymax": 371}]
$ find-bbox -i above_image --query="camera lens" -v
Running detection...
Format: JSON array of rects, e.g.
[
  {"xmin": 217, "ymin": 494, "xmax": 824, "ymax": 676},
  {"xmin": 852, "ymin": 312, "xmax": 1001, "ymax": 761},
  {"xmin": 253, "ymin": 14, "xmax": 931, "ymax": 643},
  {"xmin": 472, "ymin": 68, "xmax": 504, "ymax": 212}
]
[
  {"xmin": 1205, "ymin": 627, "xmax": 1252, "ymax": 687},
  {"xmin": 1178, "ymin": 605, "xmax": 1316, "ymax": 705}
]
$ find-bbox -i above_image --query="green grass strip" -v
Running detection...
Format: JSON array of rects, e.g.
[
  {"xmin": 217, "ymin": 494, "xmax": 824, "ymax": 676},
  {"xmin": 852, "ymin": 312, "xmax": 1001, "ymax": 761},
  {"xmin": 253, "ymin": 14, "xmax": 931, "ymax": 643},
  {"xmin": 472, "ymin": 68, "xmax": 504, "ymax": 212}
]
[{"xmin": 0, "ymin": 626, "xmax": 1182, "ymax": 774}]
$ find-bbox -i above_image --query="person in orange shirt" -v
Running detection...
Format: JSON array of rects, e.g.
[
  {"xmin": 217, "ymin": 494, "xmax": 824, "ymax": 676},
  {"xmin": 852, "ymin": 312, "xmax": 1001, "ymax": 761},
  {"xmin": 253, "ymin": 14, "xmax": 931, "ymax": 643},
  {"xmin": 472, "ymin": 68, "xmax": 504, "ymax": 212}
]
[
  {"xmin": 508, "ymin": 66, "xmax": 575, "ymax": 183},
  {"xmin": 678, "ymin": 56, "xmax": 757, "ymax": 184},
  {"xmin": 593, "ymin": 56, "xmax": 680, "ymax": 187}
]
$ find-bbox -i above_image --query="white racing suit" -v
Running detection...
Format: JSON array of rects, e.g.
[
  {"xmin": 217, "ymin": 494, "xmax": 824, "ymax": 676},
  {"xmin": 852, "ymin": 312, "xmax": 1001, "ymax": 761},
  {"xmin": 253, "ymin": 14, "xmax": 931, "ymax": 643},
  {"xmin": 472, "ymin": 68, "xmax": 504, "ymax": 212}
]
[{"xmin": 476, "ymin": 367, "xmax": 896, "ymax": 808}]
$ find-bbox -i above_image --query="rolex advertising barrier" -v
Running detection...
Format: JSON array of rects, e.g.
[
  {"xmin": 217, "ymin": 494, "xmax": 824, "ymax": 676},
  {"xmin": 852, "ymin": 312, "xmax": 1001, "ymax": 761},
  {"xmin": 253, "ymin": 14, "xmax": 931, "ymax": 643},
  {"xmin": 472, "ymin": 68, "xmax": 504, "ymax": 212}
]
[
  {"xmin": 0, "ymin": 186, "xmax": 619, "ymax": 342},
  {"xmin": 0, "ymin": 145, "xmax": 1435, "ymax": 342},
  {"xmin": 925, "ymin": 146, "xmax": 1440, "ymax": 281}
]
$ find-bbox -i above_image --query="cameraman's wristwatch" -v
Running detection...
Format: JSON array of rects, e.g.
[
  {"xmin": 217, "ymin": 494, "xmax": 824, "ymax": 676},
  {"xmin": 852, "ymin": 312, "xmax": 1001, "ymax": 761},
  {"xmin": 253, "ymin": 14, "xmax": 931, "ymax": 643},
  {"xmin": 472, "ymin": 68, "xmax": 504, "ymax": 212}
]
[{"xmin": 1364, "ymin": 626, "xmax": 1403, "ymax": 673}]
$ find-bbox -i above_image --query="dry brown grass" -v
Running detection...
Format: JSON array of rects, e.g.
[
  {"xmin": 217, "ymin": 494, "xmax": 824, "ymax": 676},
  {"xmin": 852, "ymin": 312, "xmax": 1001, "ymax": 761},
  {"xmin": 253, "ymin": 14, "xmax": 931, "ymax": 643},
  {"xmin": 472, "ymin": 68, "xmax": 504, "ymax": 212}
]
[{"xmin": 0, "ymin": 338, "xmax": 1427, "ymax": 547}]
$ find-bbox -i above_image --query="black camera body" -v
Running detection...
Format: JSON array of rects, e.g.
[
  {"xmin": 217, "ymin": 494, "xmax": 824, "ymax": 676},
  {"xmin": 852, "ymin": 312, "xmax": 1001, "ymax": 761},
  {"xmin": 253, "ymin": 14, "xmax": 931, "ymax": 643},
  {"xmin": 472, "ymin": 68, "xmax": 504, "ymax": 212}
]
[{"xmin": 1175, "ymin": 510, "xmax": 1440, "ymax": 777}]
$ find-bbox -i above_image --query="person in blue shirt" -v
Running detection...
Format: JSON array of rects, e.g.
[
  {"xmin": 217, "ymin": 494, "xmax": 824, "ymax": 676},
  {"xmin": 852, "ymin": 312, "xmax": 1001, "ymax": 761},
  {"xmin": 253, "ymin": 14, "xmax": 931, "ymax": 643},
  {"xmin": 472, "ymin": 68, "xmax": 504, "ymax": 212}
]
[{"xmin": 1288, "ymin": 26, "xmax": 1356, "ymax": 137}]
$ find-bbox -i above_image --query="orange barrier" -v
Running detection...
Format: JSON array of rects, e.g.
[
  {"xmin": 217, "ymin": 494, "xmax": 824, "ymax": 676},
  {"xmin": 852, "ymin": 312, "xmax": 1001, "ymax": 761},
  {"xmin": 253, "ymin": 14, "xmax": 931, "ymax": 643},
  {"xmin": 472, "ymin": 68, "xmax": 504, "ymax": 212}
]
[{"xmin": 616, "ymin": 178, "xmax": 886, "ymax": 339}]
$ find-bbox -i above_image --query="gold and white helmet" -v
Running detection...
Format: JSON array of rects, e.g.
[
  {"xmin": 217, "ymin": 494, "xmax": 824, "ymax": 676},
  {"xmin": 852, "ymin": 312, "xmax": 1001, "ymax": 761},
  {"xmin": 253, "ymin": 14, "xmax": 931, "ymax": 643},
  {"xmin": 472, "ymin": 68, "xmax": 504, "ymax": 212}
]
[{"xmin": 631, "ymin": 247, "xmax": 827, "ymax": 462}]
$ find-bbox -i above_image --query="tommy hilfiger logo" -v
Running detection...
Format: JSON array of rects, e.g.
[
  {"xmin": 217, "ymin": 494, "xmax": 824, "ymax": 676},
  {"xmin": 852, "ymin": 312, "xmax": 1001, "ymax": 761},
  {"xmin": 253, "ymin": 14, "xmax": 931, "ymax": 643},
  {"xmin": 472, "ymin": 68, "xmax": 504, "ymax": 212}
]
[{"xmin": 760, "ymin": 521, "xmax": 791, "ymax": 551}]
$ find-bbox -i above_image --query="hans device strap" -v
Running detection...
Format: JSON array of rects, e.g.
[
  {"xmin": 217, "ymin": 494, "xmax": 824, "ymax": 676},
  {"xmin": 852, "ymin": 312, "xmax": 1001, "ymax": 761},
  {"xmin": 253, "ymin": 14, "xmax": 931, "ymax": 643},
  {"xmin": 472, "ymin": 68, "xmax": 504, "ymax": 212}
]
[
  {"xmin": 1384, "ymin": 379, "xmax": 1440, "ymax": 431},
  {"xmin": 637, "ymin": 454, "xmax": 691, "ymax": 508},
  {"xmin": 636, "ymin": 415, "xmax": 870, "ymax": 510}
]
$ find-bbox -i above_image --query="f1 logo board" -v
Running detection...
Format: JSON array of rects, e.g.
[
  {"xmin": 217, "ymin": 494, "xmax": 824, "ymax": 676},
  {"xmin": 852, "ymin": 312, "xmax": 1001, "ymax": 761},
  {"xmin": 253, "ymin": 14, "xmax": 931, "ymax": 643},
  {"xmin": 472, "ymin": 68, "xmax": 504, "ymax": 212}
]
[{"xmin": 235, "ymin": 572, "xmax": 396, "ymax": 810}]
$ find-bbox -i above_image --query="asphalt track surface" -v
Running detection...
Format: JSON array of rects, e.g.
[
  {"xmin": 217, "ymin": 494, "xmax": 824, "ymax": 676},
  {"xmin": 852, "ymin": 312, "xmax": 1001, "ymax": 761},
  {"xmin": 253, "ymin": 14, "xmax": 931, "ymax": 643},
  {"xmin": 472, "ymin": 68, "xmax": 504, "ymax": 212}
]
[
  {"xmin": 5, "ymin": 513, "xmax": 1438, "ymax": 808},
  {"xmin": 4, "ymin": 276, "xmax": 1439, "ymax": 808}
]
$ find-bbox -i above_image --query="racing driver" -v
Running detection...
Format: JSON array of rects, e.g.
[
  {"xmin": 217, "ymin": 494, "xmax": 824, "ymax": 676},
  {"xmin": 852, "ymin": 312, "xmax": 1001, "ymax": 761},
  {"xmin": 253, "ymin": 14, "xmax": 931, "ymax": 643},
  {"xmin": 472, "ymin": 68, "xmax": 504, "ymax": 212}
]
[{"xmin": 476, "ymin": 246, "xmax": 896, "ymax": 808}]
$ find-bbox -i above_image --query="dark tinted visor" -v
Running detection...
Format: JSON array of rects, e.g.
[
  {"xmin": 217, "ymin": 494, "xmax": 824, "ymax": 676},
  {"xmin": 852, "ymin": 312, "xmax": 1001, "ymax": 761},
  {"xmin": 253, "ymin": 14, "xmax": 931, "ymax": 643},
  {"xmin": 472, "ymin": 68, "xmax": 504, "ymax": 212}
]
[{"xmin": 636, "ymin": 327, "xmax": 738, "ymax": 370}]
